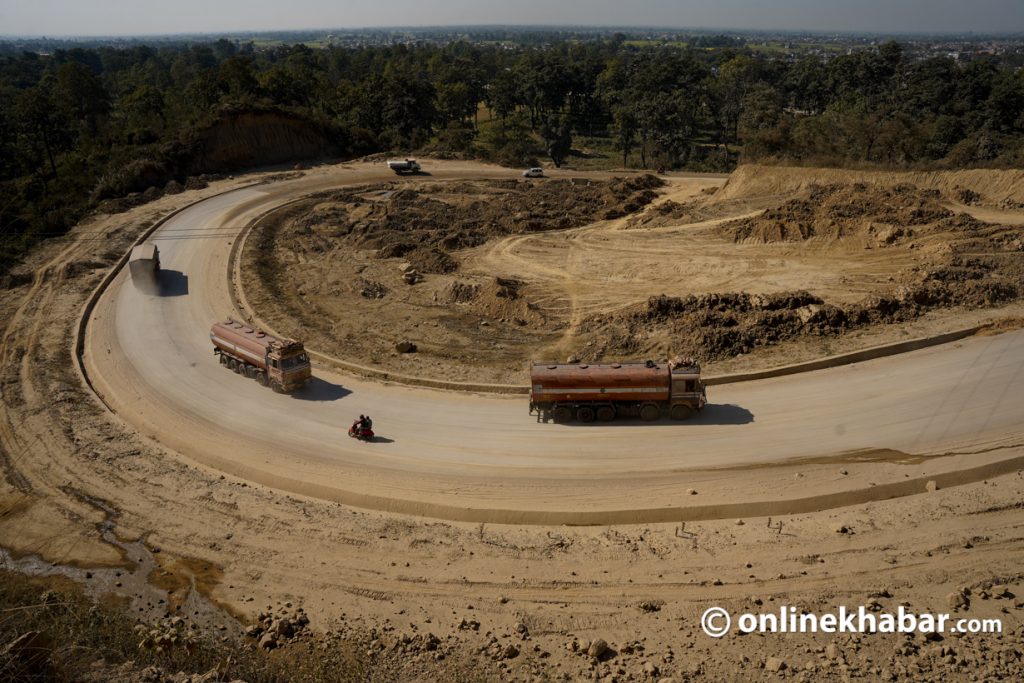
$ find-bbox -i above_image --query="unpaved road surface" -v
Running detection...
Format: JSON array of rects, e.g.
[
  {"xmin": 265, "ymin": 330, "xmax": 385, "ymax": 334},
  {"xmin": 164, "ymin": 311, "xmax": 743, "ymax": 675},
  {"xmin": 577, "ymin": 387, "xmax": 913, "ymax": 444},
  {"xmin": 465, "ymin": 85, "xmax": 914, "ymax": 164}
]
[
  {"xmin": 82, "ymin": 161, "xmax": 1024, "ymax": 521},
  {"xmin": 2, "ymin": 161, "xmax": 1023, "ymax": 682}
]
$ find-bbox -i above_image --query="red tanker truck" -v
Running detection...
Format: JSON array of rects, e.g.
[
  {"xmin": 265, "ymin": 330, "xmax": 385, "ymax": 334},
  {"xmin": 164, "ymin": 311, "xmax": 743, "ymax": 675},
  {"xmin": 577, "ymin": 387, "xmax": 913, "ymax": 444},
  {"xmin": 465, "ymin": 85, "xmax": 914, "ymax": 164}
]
[
  {"xmin": 210, "ymin": 318, "xmax": 312, "ymax": 392},
  {"xmin": 529, "ymin": 357, "xmax": 705, "ymax": 422}
]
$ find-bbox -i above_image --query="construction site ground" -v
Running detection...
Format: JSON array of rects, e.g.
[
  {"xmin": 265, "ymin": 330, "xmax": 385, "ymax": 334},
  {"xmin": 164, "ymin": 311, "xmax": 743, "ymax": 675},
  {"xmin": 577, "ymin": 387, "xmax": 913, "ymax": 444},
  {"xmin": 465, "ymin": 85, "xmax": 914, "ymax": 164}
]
[
  {"xmin": 1, "ymin": 160, "xmax": 1023, "ymax": 682},
  {"xmin": 241, "ymin": 165, "xmax": 1024, "ymax": 385}
]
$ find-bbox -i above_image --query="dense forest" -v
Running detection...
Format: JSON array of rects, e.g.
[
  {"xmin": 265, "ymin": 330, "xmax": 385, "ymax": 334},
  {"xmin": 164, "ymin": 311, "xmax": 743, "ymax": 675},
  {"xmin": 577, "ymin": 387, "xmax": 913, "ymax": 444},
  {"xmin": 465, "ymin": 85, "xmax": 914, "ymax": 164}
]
[{"xmin": 1, "ymin": 36, "xmax": 1023, "ymax": 273}]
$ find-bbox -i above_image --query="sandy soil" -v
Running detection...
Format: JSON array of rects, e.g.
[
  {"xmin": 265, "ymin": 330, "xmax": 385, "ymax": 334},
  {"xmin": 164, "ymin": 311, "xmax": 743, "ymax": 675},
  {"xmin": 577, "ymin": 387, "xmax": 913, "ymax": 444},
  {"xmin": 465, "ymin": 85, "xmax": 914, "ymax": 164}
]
[
  {"xmin": 242, "ymin": 166, "xmax": 1024, "ymax": 385},
  {"xmin": 1, "ymin": 161, "xmax": 1023, "ymax": 682}
]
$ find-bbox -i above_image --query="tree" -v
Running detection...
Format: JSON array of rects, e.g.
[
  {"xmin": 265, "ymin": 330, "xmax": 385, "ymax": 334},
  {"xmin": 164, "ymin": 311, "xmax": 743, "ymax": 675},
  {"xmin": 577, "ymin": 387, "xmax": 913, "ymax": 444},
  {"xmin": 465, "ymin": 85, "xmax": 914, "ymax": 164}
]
[
  {"xmin": 541, "ymin": 117, "xmax": 572, "ymax": 167},
  {"xmin": 54, "ymin": 61, "xmax": 110, "ymax": 137}
]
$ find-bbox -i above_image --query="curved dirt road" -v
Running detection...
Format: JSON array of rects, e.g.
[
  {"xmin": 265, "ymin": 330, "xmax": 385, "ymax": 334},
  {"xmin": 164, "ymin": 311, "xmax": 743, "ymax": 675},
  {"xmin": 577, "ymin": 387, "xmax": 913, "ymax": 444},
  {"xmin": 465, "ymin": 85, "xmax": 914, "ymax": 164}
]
[{"xmin": 82, "ymin": 162, "xmax": 1024, "ymax": 523}]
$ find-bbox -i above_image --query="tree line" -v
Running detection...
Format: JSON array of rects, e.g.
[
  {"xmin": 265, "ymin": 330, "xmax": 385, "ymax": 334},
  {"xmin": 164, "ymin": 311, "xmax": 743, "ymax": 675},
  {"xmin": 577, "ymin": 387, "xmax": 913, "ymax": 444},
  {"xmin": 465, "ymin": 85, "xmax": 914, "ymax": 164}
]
[{"xmin": 1, "ymin": 36, "xmax": 1022, "ymax": 273}]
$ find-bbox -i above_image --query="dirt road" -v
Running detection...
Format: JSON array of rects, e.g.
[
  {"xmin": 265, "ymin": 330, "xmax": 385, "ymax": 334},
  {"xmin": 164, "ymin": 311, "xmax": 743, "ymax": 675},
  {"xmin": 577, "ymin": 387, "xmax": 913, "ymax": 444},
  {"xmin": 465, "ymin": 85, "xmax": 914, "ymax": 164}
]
[
  {"xmin": 82, "ymin": 161, "xmax": 1024, "ymax": 523},
  {"xmin": 3, "ymin": 161, "xmax": 1022, "ymax": 681}
]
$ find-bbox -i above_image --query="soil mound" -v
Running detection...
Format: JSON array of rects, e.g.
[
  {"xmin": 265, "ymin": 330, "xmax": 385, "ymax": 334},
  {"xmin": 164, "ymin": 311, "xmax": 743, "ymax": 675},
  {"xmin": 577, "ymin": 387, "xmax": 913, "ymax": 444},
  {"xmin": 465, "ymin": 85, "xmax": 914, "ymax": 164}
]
[
  {"xmin": 714, "ymin": 164, "xmax": 1024, "ymax": 205},
  {"xmin": 581, "ymin": 184, "xmax": 1023, "ymax": 362},
  {"xmin": 286, "ymin": 175, "xmax": 664, "ymax": 274},
  {"xmin": 724, "ymin": 183, "xmax": 952, "ymax": 243}
]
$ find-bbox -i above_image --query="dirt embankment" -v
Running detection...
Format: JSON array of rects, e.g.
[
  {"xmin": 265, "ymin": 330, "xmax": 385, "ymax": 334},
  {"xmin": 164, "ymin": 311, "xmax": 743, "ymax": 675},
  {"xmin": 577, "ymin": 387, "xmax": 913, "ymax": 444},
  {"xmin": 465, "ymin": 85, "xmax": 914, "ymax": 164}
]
[
  {"xmin": 581, "ymin": 182, "xmax": 1023, "ymax": 362},
  {"xmin": 243, "ymin": 167, "xmax": 1024, "ymax": 383},
  {"xmin": 715, "ymin": 164, "xmax": 1024, "ymax": 205},
  {"xmin": 243, "ymin": 176, "xmax": 665, "ymax": 383}
]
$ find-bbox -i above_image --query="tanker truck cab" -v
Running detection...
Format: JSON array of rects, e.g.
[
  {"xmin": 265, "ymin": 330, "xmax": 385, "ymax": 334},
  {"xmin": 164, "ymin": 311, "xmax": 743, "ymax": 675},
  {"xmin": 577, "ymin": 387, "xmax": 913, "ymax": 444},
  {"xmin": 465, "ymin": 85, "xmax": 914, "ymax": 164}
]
[
  {"xmin": 668, "ymin": 358, "xmax": 706, "ymax": 421},
  {"xmin": 265, "ymin": 340, "xmax": 312, "ymax": 392}
]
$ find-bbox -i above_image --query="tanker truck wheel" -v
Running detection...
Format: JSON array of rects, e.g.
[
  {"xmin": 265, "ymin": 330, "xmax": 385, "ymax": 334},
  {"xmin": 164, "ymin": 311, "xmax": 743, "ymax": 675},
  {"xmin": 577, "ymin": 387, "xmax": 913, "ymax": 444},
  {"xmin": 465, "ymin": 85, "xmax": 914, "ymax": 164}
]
[
  {"xmin": 576, "ymin": 406, "xmax": 596, "ymax": 423},
  {"xmin": 670, "ymin": 404, "xmax": 693, "ymax": 421},
  {"xmin": 552, "ymin": 405, "xmax": 572, "ymax": 423},
  {"xmin": 218, "ymin": 354, "xmax": 228, "ymax": 367},
  {"xmin": 256, "ymin": 372, "xmax": 268, "ymax": 387},
  {"xmin": 596, "ymin": 406, "xmax": 615, "ymax": 422},
  {"xmin": 640, "ymin": 403, "xmax": 660, "ymax": 421}
]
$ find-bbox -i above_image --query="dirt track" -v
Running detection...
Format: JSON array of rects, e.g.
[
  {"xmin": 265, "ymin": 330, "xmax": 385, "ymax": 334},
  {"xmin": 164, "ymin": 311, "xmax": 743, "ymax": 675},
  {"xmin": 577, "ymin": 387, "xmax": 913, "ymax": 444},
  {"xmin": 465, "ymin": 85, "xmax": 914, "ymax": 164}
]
[
  {"xmin": 2, "ymin": 160, "xmax": 1024, "ymax": 681},
  {"xmin": 75, "ymin": 161, "xmax": 1024, "ymax": 521}
]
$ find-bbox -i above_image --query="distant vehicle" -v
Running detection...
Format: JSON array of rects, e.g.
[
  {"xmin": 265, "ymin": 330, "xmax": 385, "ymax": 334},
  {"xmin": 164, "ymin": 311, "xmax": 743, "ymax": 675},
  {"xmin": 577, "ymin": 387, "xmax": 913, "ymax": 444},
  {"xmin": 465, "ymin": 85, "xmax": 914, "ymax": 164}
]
[
  {"xmin": 529, "ymin": 357, "xmax": 706, "ymax": 423},
  {"xmin": 387, "ymin": 158, "xmax": 421, "ymax": 175},
  {"xmin": 522, "ymin": 167, "xmax": 545, "ymax": 178},
  {"xmin": 210, "ymin": 318, "xmax": 312, "ymax": 393},
  {"xmin": 128, "ymin": 243, "xmax": 160, "ymax": 282}
]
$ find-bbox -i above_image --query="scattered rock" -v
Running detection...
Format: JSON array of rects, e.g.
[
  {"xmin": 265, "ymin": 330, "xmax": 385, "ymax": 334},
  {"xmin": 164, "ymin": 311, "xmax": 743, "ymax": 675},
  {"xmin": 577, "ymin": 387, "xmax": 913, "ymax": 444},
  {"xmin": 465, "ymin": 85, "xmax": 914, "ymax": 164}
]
[
  {"xmin": 925, "ymin": 480, "xmax": 938, "ymax": 493},
  {"xmin": 947, "ymin": 589, "xmax": 970, "ymax": 610},
  {"xmin": 395, "ymin": 340, "xmax": 417, "ymax": 353},
  {"xmin": 588, "ymin": 638, "xmax": 609, "ymax": 659},
  {"xmin": 765, "ymin": 656, "xmax": 787, "ymax": 672}
]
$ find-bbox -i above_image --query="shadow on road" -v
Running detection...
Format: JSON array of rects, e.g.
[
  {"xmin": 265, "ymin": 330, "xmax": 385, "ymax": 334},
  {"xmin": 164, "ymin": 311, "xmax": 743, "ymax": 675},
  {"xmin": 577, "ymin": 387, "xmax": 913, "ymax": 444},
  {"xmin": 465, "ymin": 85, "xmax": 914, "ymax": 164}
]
[
  {"xmin": 370, "ymin": 436, "xmax": 395, "ymax": 444},
  {"xmin": 542, "ymin": 403, "xmax": 754, "ymax": 426},
  {"xmin": 157, "ymin": 269, "xmax": 189, "ymax": 297},
  {"xmin": 695, "ymin": 403, "xmax": 755, "ymax": 425},
  {"xmin": 290, "ymin": 377, "xmax": 352, "ymax": 402}
]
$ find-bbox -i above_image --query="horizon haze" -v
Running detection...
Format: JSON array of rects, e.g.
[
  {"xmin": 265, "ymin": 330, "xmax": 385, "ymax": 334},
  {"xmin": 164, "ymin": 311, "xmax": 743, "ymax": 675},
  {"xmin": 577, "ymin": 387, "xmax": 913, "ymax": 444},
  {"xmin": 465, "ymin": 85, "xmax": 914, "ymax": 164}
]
[{"xmin": 1, "ymin": 0, "xmax": 1023, "ymax": 38}]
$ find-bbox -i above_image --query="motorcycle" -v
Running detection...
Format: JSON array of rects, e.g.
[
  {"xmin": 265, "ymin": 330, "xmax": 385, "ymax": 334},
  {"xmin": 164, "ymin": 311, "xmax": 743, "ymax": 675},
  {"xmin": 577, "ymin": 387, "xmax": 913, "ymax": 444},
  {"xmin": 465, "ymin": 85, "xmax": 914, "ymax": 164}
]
[{"xmin": 348, "ymin": 421, "xmax": 375, "ymax": 441}]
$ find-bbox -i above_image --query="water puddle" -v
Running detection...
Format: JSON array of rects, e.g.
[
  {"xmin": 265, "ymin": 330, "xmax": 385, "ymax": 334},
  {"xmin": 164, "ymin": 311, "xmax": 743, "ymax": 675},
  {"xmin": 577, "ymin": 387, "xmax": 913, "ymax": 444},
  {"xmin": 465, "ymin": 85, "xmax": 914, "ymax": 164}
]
[{"xmin": 1, "ymin": 487, "xmax": 240, "ymax": 636}]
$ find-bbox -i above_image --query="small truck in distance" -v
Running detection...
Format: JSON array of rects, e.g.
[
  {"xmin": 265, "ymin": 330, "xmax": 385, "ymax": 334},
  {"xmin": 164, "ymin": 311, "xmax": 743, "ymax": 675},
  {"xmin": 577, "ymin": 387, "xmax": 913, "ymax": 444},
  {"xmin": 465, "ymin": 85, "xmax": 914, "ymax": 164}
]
[
  {"xmin": 387, "ymin": 158, "xmax": 421, "ymax": 175},
  {"xmin": 529, "ymin": 357, "xmax": 706, "ymax": 422},
  {"xmin": 210, "ymin": 318, "xmax": 312, "ymax": 392}
]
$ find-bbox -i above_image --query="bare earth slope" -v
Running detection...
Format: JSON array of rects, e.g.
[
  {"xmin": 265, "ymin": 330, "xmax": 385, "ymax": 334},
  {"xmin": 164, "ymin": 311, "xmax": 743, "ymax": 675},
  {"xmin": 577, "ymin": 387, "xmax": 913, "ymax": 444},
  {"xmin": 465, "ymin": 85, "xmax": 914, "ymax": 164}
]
[
  {"xmin": 1, "ymin": 161, "xmax": 1022, "ymax": 682},
  {"xmin": 243, "ymin": 165, "xmax": 1024, "ymax": 384}
]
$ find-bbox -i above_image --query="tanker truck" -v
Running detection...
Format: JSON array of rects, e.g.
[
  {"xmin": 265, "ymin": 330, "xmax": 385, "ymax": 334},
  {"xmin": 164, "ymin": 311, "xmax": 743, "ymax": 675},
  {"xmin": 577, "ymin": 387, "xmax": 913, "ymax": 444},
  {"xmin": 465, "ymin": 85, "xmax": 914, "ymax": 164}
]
[
  {"xmin": 210, "ymin": 318, "xmax": 312, "ymax": 392},
  {"xmin": 529, "ymin": 357, "xmax": 705, "ymax": 423}
]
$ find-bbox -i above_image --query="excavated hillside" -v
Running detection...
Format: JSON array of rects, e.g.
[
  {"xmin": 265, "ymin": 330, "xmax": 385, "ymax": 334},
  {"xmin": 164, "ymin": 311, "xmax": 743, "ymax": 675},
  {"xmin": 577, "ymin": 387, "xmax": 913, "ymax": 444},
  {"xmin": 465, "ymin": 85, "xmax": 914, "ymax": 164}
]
[
  {"xmin": 244, "ymin": 175, "xmax": 666, "ymax": 383},
  {"xmin": 243, "ymin": 167, "xmax": 1024, "ymax": 384},
  {"xmin": 580, "ymin": 182, "xmax": 1024, "ymax": 362}
]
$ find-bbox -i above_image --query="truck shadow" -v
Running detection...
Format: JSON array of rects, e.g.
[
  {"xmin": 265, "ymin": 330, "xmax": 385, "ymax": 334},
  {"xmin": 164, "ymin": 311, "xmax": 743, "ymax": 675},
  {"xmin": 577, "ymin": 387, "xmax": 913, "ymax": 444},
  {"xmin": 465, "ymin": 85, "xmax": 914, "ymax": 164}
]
[
  {"xmin": 157, "ymin": 269, "xmax": 189, "ymax": 297},
  {"xmin": 550, "ymin": 404, "xmax": 754, "ymax": 426},
  {"xmin": 290, "ymin": 377, "xmax": 352, "ymax": 402},
  {"xmin": 694, "ymin": 403, "xmax": 755, "ymax": 425}
]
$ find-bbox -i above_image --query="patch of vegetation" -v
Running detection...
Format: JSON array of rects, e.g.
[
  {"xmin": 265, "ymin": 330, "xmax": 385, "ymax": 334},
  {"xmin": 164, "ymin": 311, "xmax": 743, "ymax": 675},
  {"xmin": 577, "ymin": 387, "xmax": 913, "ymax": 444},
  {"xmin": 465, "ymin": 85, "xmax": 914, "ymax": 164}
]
[{"xmin": 2, "ymin": 36, "xmax": 1021, "ymax": 274}]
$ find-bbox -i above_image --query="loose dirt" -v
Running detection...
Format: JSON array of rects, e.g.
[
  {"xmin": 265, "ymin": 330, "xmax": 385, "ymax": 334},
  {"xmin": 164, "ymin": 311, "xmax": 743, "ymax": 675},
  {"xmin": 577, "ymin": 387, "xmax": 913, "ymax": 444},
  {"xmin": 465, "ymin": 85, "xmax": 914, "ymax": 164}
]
[
  {"xmin": 2, "ymin": 162, "xmax": 1023, "ymax": 682},
  {"xmin": 243, "ymin": 168, "xmax": 1024, "ymax": 383}
]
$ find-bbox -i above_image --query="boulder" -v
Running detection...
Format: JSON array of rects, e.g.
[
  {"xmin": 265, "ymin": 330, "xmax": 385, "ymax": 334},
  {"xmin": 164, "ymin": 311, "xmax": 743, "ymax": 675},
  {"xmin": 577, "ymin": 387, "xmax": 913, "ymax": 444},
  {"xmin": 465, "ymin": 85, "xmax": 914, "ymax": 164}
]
[{"xmin": 588, "ymin": 638, "xmax": 609, "ymax": 659}]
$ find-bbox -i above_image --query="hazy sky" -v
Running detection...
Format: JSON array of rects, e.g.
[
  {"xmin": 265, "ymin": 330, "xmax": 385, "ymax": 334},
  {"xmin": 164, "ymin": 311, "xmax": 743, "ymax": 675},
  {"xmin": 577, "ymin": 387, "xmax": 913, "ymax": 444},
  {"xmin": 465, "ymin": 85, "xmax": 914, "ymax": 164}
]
[{"xmin": 2, "ymin": 0, "xmax": 1022, "ymax": 36}]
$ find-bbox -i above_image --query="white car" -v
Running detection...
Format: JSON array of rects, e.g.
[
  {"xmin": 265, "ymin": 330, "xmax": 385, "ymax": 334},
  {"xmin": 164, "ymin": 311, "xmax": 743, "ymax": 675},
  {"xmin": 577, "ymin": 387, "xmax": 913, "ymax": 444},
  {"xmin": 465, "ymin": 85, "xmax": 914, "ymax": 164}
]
[{"xmin": 522, "ymin": 167, "xmax": 544, "ymax": 178}]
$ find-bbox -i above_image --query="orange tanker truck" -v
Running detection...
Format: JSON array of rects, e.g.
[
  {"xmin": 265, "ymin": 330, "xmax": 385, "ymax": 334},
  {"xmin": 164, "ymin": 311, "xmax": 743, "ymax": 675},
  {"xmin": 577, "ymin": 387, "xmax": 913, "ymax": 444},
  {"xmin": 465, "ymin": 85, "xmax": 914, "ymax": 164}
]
[
  {"xmin": 210, "ymin": 318, "xmax": 312, "ymax": 392},
  {"xmin": 529, "ymin": 357, "xmax": 705, "ymax": 422}
]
